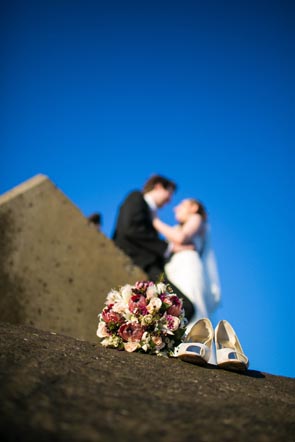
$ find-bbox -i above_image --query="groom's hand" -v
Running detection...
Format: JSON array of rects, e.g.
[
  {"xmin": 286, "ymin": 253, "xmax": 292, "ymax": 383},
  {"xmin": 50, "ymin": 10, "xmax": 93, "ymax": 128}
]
[{"xmin": 172, "ymin": 243, "xmax": 195, "ymax": 253}]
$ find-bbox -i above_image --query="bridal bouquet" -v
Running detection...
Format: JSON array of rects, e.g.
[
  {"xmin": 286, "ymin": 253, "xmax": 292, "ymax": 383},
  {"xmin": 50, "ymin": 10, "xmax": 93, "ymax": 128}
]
[{"xmin": 96, "ymin": 281, "xmax": 187, "ymax": 356}]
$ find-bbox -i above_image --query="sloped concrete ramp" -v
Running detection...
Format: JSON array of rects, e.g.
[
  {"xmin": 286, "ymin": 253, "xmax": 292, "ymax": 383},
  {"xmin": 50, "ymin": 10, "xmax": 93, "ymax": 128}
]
[
  {"xmin": 0, "ymin": 322, "xmax": 294, "ymax": 442},
  {"xmin": 0, "ymin": 174, "xmax": 146, "ymax": 341}
]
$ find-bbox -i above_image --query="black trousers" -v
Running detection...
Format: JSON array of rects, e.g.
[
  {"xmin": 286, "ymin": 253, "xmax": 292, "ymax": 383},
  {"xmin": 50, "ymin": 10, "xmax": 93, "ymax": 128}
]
[{"xmin": 145, "ymin": 264, "xmax": 196, "ymax": 323}]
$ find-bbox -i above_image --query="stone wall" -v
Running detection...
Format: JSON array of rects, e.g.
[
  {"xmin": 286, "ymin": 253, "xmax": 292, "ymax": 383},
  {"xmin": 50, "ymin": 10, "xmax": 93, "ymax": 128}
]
[{"xmin": 0, "ymin": 174, "xmax": 146, "ymax": 342}]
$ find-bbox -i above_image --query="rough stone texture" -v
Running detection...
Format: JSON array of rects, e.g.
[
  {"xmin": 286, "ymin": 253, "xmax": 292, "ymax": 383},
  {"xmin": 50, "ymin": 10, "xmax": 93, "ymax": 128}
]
[
  {"xmin": 0, "ymin": 175, "xmax": 146, "ymax": 342},
  {"xmin": 0, "ymin": 322, "xmax": 294, "ymax": 442}
]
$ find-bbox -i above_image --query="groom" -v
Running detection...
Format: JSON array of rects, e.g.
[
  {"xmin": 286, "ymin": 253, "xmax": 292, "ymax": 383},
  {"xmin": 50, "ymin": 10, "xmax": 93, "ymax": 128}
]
[{"xmin": 113, "ymin": 174, "xmax": 196, "ymax": 321}]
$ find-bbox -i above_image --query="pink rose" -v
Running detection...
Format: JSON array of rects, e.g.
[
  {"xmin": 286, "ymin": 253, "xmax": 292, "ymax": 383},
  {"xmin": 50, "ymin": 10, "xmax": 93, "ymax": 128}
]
[
  {"xmin": 160, "ymin": 295, "xmax": 173, "ymax": 307},
  {"xmin": 118, "ymin": 322, "xmax": 145, "ymax": 342},
  {"xmin": 128, "ymin": 295, "xmax": 147, "ymax": 314},
  {"xmin": 102, "ymin": 305, "xmax": 124, "ymax": 324},
  {"xmin": 96, "ymin": 321, "xmax": 111, "ymax": 338},
  {"xmin": 124, "ymin": 342, "xmax": 140, "ymax": 352},
  {"xmin": 151, "ymin": 335, "xmax": 165, "ymax": 350},
  {"xmin": 147, "ymin": 297, "xmax": 162, "ymax": 313},
  {"xmin": 167, "ymin": 295, "xmax": 183, "ymax": 317},
  {"xmin": 165, "ymin": 314, "xmax": 180, "ymax": 332}
]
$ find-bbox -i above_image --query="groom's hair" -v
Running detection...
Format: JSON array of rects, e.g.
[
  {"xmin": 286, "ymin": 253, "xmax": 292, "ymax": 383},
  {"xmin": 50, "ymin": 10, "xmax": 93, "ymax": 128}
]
[{"xmin": 142, "ymin": 175, "xmax": 177, "ymax": 194}]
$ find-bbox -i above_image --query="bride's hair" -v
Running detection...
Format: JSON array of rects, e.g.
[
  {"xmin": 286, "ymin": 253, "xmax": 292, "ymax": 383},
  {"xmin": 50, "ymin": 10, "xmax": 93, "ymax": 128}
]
[{"xmin": 189, "ymin": 199, "xmax": 208, "ymax": 222}]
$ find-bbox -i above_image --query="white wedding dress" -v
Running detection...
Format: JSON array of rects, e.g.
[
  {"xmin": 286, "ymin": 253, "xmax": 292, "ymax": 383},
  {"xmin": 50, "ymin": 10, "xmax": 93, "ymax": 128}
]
[{"xmin": 164, "ymin": 224, "xmax": 221, "ymax": 332}]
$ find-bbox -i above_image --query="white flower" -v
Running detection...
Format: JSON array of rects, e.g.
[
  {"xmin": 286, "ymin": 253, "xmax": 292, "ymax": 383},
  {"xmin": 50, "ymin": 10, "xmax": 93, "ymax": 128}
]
[
  {"xmin": 130, "ymin": 314, "xmax": 139, "ymax": 322},
  {"xmin": 112, "ymin": 301, "xmax": 125, "ymax": 314},
  {"xmin": 156, "ymin": 282, "xmax": 167, "ymax": 294},
  {"xmin": 106, "ymin": 289, "xmax": 121, "ymax": 305},
  {"xmin": 101, "ymin": 337, "xmax": 111, "ymax": 347},
  {"xmin": 146, "ymin": 284, "xmax": 158, "ymax": 299},
  {"xmin": 141, "ymin": 314, "xmax": 154, "ymax": 326},
  {"xmin": 141, "ymin": 331, "xmax": 149, "ymax": 342},
  {"xmin": 101, "ymin": 335, "xmax": 121, "ymax": 347},
  {"xmin": 110, "ymin": 284, "xmax": 133, "ymax": 314},
  {"xmin": 121, "ymin": 284, "xmax": 133, "ymax": 301},
  {"xmin": 147, "ymin": 297, "xmax": 162, "ymax": 313},
  {"xmin": 140, "ymin": 332, "xmax": 151, "ymax": 352}
]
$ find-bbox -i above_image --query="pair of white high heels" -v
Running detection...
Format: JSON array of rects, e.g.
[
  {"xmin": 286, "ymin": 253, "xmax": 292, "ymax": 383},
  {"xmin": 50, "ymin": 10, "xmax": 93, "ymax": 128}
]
[{"xmin": 176, "ymin": 318, "xmax": 249, "ymax": 372}]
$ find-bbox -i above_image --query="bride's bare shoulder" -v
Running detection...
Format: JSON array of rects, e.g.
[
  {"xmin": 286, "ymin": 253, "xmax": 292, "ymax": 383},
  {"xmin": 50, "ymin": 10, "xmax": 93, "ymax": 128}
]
[
  {"xmin": 187, "ymin": 213, "xmax": 202, "ymax": 226},
  {"xmin": 182, "ymin": 213, "xmax": 203, "ymax": 236}
]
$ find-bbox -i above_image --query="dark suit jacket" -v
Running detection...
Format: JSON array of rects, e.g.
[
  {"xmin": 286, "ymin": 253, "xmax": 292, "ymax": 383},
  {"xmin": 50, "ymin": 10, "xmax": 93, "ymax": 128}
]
[{"xmin": 113, "ymin": 191, "xmax": 168, "ymax": 273}]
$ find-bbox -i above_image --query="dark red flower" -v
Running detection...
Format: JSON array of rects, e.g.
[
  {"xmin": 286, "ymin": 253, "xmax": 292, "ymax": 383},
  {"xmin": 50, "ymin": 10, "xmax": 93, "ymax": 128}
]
[
  {"xmin": 128, "ymin": 295, "xmax": 147, "ymax": 314},
  {"xmin": 167, "ymin": 295, "xmax": 183, "ymax": 317},
  {"xmin": 102, "ymin": 305, "xmax": 124, "ymax": 324},
  {"xmin": 118, "ymin": 322, "xmax": 145, "ymax": 342}
]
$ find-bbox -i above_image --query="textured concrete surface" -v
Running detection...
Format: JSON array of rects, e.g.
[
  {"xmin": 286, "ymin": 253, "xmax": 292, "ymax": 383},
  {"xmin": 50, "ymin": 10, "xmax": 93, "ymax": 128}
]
[
  {"xmin": 0, "ymin": 322, "xmax": 294, "ymax": 442},
  {"xmin": 0, "ymin": 175, "xmax": 146, "ymax": 342}
]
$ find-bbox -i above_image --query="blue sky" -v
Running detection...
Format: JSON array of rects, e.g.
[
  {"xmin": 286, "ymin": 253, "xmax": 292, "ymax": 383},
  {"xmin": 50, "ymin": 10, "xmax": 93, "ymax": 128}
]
[{"xmin": 1, "ymin": 0, "xmax": 294, "ymax": 378}]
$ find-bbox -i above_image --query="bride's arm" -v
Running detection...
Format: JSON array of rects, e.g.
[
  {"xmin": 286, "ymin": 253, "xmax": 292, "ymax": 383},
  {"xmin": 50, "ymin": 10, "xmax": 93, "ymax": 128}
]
[{"xmin": 153, "ymin": 214, "xmax": 202, "ymax": 245}]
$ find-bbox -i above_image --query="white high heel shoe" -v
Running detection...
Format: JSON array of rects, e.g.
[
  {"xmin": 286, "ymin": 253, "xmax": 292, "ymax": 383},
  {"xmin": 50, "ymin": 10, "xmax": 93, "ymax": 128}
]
[
  {"xmin": 215, "ymin": 320, "xmax": 249, "ymax": 371},
  {"xmin": 176, "ymin": 318, "xmax": 214, "ymax": 366}
]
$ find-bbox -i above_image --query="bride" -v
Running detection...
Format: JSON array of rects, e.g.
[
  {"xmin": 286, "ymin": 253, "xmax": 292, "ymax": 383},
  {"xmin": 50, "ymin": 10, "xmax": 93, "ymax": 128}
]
[{"xmin": 152, "ymin": 198, "xmax": 221, "ymax": 330}]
